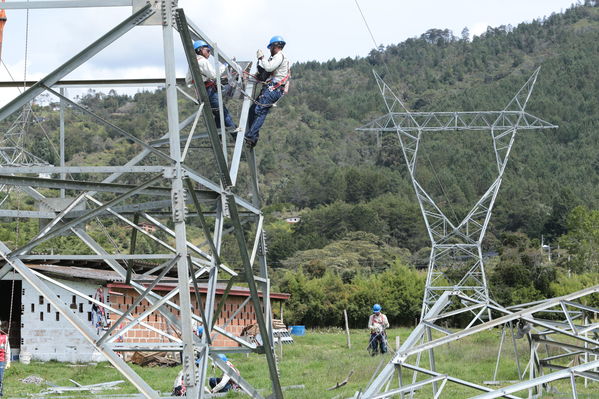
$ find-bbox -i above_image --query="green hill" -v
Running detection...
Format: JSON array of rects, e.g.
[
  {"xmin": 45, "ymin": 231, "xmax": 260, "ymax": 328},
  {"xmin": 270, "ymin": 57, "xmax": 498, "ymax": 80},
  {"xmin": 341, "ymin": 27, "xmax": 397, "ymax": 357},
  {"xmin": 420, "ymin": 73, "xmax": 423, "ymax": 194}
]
[{"xmin": 3, "ymin": 2, "xmax": 599, "ymax": 274}]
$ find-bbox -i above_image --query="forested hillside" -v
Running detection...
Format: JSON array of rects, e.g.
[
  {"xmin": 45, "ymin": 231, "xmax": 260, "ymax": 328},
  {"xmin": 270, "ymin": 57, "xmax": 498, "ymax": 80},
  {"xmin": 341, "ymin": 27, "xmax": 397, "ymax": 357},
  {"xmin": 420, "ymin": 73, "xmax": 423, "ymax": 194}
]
[{"xmin": 3, "ymin": 2, "xmax": 599, "ymax": 327}]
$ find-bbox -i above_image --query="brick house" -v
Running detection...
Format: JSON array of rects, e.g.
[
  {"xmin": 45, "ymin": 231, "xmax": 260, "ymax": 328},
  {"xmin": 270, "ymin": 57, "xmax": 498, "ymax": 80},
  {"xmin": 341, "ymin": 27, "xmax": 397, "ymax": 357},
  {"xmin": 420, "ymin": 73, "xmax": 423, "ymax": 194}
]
[{"xmin": 0, "ymin": 264, "xmax": 289, "ymax": 362}]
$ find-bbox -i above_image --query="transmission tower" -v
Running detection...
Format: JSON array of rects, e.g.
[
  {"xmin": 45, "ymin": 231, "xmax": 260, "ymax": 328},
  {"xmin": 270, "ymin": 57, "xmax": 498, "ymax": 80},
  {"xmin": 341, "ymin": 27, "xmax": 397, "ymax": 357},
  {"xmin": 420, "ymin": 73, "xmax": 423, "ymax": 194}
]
[
  {"xmin": 0, "ymin": 1, "xmax": 282, "ymax": 398},
  {"xmin": 360, "ymin": 68, "xmax": 556, "ymax": 317}
]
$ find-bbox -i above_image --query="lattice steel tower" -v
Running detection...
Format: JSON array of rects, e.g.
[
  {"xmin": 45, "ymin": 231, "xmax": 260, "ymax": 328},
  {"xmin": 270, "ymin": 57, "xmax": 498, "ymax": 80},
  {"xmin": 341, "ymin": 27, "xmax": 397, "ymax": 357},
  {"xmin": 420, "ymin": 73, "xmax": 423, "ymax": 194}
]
[
  {"xmin": 0, "ymin": 1, "xmax": 283, "ymax": 398},
  {"xmin": 360, "ymin": 68, "xmax": 557, "ymax": 317}
]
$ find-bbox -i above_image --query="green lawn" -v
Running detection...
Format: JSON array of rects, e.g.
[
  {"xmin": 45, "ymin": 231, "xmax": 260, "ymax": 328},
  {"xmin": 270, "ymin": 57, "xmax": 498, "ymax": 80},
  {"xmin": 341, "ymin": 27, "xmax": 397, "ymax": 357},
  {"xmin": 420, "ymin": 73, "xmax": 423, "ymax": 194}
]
[{"xmin": 2, "ymin": 328, "xmax": 597, "ymax": 398}]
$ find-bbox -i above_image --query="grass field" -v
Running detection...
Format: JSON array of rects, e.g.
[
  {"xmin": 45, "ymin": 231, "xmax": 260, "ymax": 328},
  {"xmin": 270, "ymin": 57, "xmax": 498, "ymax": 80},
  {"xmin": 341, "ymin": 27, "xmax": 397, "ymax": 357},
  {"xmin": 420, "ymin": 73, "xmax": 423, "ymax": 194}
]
[{"xmin": 2, "ymin": 327, "xmax": 598, "ymax": 398}]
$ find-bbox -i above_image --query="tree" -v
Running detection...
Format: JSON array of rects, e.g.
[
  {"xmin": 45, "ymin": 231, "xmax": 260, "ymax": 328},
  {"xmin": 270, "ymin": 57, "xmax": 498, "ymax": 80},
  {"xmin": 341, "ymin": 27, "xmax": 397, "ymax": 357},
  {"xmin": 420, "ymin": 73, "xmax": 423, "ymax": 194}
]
[{"xmin": 558, "ymin": 206, "xmax": 599, "ymax": 272}]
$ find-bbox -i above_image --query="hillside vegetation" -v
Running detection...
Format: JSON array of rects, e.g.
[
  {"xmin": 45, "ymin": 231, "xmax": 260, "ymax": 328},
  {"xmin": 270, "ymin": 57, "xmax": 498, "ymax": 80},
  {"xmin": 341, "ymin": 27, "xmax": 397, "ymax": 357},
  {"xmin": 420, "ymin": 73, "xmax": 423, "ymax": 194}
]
[{"xmin": 2, "ymin": 2, "xmax": 599, "ymax": 327}]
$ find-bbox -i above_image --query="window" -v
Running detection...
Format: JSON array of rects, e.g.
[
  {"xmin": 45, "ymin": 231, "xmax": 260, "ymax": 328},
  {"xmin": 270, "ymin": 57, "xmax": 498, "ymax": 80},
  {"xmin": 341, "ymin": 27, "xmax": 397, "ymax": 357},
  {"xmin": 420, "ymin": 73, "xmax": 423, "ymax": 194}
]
[
  {"xmin": 55, "ymin": 312, "xmax": 60, "ymax": 321},
  {"xmin": 39, "ymin": 296, "xmax": 44, "ymax": 305},
  {"xmin": 31, "ymin": 304, "xmax": 35, "ymax": 313},
  {"xmin": 87, "ymin": 312, "xmax": 92, "ymax": 322},
  {"xmin": 39, "ymin": 312, "xmax": 44, "ymax": 321},
  {"xmin": 47, "ymin": 304, "xmax": 51, "ymax": 313},
  {"xmin": 79, "ymin": 303, "xmax": 83, "ymax": 313}
]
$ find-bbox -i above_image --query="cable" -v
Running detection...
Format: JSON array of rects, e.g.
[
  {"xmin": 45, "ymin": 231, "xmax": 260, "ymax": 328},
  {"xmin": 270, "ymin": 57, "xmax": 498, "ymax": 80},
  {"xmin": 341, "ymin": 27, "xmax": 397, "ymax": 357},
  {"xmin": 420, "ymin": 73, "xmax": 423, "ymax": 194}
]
[
  {"xmin": 425, "ymin": 152, "xmax": 459, "ymax": 224},
  {"xmin": 354, "ymin": 0, "xmax": 391, "ymax": 76},
  {"xmin": 354, "ymin": 0, "xmax": 379, "ymax": 52}
]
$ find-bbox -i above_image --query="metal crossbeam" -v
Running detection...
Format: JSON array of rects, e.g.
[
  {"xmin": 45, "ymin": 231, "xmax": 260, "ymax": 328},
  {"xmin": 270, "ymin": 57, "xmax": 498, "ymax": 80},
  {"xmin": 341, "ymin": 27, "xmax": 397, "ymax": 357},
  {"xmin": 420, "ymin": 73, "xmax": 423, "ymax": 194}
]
[
  {"xmin": 359, "ymin": 111, "xmax": 557, "ymax": 132},
  {"xmin": 0, "ymin": 4, "xmax": 154, "ymax": 121}
]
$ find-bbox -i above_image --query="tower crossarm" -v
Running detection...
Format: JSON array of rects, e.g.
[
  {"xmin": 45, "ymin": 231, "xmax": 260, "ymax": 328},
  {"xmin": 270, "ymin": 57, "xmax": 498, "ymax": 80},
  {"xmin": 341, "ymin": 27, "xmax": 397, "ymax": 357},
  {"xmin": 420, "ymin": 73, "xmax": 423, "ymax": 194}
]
[{"xmin": 358, "ymin": 111, "xmax": 557, "ymax": 133}]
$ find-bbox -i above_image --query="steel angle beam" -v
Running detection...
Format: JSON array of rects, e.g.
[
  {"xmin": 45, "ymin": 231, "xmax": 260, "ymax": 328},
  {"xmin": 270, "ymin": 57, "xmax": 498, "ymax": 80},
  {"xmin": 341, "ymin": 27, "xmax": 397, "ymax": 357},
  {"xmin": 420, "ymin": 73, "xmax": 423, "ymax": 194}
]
[
  {"xmin": 1, "ymin": 0, "xmax": 131, "ymax": 9},
  {"xmin": 32, "ymin": 269, "xmax": 181, "ymax": 343},
  {"xmin": 0, "ymin": 243, "xmax": 159, "ymax": 398},
  {"xmin": 46, "ymin": 87, "xmax": 174, "ymax": 164},
  {"xmin": 0, "ymin": 78, "xmax": 186, "ymax": 88},
  {"xmin": 360, "ymin": 291, "xmax": 453, "ymax": 397},
  {"xmin": 20, "ymin": 254, "xmax": 175, "ymax": 260},
  {"xmin": 0, "ymin": 166, "xmax": 165, "ymax": 174},
  {"xmin": 96, "ymin": 256, "xmax": 179, "ymax": 346},
  {"xmin": 175, "ymin": 9, "xmax": 232, "ymax": 188},
  {"xmin": 469, "ymin": 359, "xmax": 599, "ymax": 399},
  {"xmin": 226, "ymin": 193, "xmax": 283, "ymax": 398},
  {"xmin": 9, "ymin": 175, "xmax": 162, "ymax": 258},
  {"xmin": 401, "ymin": 363, "xmax": 522, "ymax": 399},
  {"xmin": 402, "ymin": 285, "xmax": 599, "ymax": 359},
  {"xmin": 0, "ymin": 174, "xmax": 217, "ymax": 200},
  {"xmin": 0, "ymin": 4, "xmax": 155, "ymax": 121}
]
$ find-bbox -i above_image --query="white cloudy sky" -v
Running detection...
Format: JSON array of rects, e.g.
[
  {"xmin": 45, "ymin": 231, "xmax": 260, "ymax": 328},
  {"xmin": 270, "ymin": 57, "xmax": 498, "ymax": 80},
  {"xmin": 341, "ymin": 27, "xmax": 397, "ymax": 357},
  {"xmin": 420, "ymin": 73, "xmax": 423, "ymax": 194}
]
[{"xmin": 0, "ymin": 0, "xmax": 577, "ymax": 104}]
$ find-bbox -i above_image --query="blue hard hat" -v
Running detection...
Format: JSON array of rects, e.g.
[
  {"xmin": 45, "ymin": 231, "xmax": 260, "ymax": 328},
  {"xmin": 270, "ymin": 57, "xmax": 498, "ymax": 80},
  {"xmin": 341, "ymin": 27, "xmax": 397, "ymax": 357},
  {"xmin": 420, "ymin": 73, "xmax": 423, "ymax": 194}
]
[
  {"xmin": 217, "ymin": 354, "xmax": 227, "ymax": 362},
  {"xmin": 193, "ymin": 40, "xmax": 210, "ymax": 50},
  {"xmin": 267, "ymin": 35, "xmax": 286, "ymax": 49},
  {"xmin": 373, "ymin": 304, "xmax": 382, "ymax": 312},
  {"xmin": 197, "ymin": 326, "xmax": 204, "ymax": 335}
]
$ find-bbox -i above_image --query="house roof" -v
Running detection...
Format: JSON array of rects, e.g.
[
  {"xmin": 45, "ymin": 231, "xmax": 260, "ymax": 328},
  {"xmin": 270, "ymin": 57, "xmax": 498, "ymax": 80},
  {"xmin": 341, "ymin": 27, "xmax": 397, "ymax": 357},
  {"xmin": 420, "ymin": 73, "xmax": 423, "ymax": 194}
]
[{"xmin": 27, "ymin": 264, "xmax": 290, "ymax": 300}]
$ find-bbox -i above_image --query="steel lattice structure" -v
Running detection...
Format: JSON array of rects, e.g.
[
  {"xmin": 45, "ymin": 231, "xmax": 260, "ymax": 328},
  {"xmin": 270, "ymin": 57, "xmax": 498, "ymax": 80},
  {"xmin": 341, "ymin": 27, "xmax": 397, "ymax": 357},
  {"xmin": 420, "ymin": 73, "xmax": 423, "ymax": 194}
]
[
  {"xmin": 355, "ymin": 70, "xmax": 599, "ymax": 398},
  {"xmin": 359, "ymin": 69, "xmax": 557, "ymax": 316},
  {"xmin": 0, "ymin": 1, "xmax": 283, "ymax": 398}
]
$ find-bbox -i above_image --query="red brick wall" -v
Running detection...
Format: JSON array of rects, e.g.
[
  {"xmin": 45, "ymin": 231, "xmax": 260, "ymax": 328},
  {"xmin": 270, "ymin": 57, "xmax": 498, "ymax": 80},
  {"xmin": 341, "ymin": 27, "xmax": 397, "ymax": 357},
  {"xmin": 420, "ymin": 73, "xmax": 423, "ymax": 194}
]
[{"xmin": 108, "ymin": 289, "xmax": 259, "ymax": 347}]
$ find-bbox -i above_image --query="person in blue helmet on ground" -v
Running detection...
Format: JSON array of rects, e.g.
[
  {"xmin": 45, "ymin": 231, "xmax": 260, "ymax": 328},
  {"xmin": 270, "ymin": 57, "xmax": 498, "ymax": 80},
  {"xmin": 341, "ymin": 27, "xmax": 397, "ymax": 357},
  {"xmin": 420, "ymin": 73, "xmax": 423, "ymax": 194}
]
[
  {"xmin": 209, "ymin": 354, "xmax": 240, "ymax": 393},
  {"xmin": 368, "ymin": 304, "xmax": 389, "ymax": 355},
  {"xmin": 244, "ymin": 35, "xmax": 291, "ymax": 148},
  {"xmin": 186, "ymin": 40, "xmax": 238, "ymax": 131}
]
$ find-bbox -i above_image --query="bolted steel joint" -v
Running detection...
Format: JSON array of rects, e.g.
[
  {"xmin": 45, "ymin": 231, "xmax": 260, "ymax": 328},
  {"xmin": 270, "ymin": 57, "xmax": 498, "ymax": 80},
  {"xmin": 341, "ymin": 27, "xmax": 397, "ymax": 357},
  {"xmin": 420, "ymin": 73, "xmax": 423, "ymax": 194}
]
[{"xmin": 172, "ymin": 189, "xmax": 188, "ymax": 223}]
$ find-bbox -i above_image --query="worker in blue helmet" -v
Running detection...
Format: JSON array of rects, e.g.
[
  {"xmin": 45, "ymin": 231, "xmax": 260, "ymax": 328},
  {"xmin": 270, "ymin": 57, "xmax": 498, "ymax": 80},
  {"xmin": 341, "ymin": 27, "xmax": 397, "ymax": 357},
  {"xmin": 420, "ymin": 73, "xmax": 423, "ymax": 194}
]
[
  {"xmin": 244, "ymin": 35, "xmax": 291, "ymax": 148},
  {"xmin": 368, "ymin": 304, "xmax": 389, "ymax": 356},
  {"xmin": 186, "ymin": 40, "xmax": 238, "ymax": 132},
  {"xmin": 209, "ymin": 353, "xmax": 241, "ymax": 393}
]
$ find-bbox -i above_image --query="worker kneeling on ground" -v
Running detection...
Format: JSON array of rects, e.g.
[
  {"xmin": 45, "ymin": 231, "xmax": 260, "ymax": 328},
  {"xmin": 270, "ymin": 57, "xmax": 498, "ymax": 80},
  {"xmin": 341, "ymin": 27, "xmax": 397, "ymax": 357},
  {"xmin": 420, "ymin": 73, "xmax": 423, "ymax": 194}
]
[
  {"xmin": 368, "ymin": 304, "xmax": 389, "ymax": 356},
  {"xmin": 187, "ymin": 40, "xmax": 238, "ymax": 132},
  {"xmin": 244, "ymin": 35, "xmax": 291, "ymax": 148},
  {"xmin": 209, "ymin": 354, "xmax": 240, "ymax": 393}
]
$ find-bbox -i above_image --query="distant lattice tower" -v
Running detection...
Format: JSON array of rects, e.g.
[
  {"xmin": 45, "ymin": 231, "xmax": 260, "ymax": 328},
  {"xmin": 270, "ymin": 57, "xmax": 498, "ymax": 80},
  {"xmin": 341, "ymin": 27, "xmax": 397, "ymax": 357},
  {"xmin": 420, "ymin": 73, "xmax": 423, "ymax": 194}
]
[{"xmin": 359, "ymin": 68, "xmax": 557, "ymax": 318}]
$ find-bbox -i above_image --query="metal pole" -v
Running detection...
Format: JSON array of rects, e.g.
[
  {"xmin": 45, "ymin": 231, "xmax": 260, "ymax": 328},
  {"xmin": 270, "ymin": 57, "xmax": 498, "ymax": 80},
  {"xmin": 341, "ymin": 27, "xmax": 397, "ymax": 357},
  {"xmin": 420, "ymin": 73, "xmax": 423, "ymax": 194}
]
[
  {"xmin": 344, "ymin": 309, "xmax": 351, "ymax": 349},
  {"xmin": 162, "ymin": 1, "xmax": 197, "ymax": 397},
  {"xmin": 59, "ymin": 88, "xmax": 66, "ymax": 198}
]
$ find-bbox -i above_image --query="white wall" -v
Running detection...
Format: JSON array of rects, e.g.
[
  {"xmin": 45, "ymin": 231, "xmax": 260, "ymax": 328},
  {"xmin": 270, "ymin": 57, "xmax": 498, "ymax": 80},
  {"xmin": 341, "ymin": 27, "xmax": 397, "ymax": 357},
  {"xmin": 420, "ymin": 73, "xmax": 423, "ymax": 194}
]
[{"xmin": 21, "ymin": 278, "xmax": 107, "ymax": 362}]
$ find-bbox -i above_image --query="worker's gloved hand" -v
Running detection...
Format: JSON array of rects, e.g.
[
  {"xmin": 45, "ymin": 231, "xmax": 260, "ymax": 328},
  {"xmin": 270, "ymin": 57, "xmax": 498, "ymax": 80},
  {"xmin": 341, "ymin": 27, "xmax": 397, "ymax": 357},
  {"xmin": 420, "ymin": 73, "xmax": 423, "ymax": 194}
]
[{"xmin": 256, "ymin": 49, "xmax": 264, "ymax": 59}]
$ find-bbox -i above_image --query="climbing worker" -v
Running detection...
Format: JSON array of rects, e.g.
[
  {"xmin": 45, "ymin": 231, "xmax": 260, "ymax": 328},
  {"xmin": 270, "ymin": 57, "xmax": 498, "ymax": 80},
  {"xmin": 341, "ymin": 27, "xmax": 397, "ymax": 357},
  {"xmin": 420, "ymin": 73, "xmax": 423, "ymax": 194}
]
[
  {"xmin": 187, "ymin": 40, "xmax": 238, "ymax": 131},
  {"xmin": 209, "ymin": 354, "xmax": 240, "ymax": 393},
  {"xmin": 368, "ymin": 304, "xmax": 389, "ymax": 356},
  {"xmin": 0, "ymin": 321, "xmax": 11, "ymax": 397},
  {"xmin": 244, "ymin": 35, "xmax": 291, "ymax": 148}
]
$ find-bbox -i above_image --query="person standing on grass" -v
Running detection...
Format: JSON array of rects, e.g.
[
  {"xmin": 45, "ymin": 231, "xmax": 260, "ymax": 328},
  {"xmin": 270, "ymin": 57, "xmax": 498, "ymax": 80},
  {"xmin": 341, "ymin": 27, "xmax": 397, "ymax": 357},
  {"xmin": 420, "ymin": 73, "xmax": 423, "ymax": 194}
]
[
  {"xmin": 368, "ymin": 304, "xmax": 389, "ymax": 355},
  {"xmin": 0, "ymin": 321, "xmax": 11, "ymax": 397}
]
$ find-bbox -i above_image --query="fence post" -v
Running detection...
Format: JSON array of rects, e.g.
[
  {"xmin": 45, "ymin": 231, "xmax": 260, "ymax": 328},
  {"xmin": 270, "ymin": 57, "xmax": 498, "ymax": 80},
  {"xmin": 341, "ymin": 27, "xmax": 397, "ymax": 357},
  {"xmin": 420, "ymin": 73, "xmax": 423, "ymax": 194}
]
[{"xmin": 344, "ymin": 309, "xmax": 351, "ymax": 349}]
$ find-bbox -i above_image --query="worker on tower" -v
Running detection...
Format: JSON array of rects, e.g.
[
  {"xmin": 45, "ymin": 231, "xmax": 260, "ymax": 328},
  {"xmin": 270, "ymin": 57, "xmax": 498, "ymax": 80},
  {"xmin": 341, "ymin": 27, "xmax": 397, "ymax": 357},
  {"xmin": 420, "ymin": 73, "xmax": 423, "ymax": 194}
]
[
  {"xmin": 186, "ymin": 40, "xmax": 238, "ymax": 132},
  {"xmin": 368, "ymin": 304, "xmax": 389, "ymax": 355},
  {"xmin": 244, "ymin": 35, "xmax": 291, "ymax": 148},
  {"xmin": 209, "ymin": 354, "xmax": 240, "ymax": 393},
  {"xmin": 0, "ymin": 321, "xmax": 11, "ymax": 397}
]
